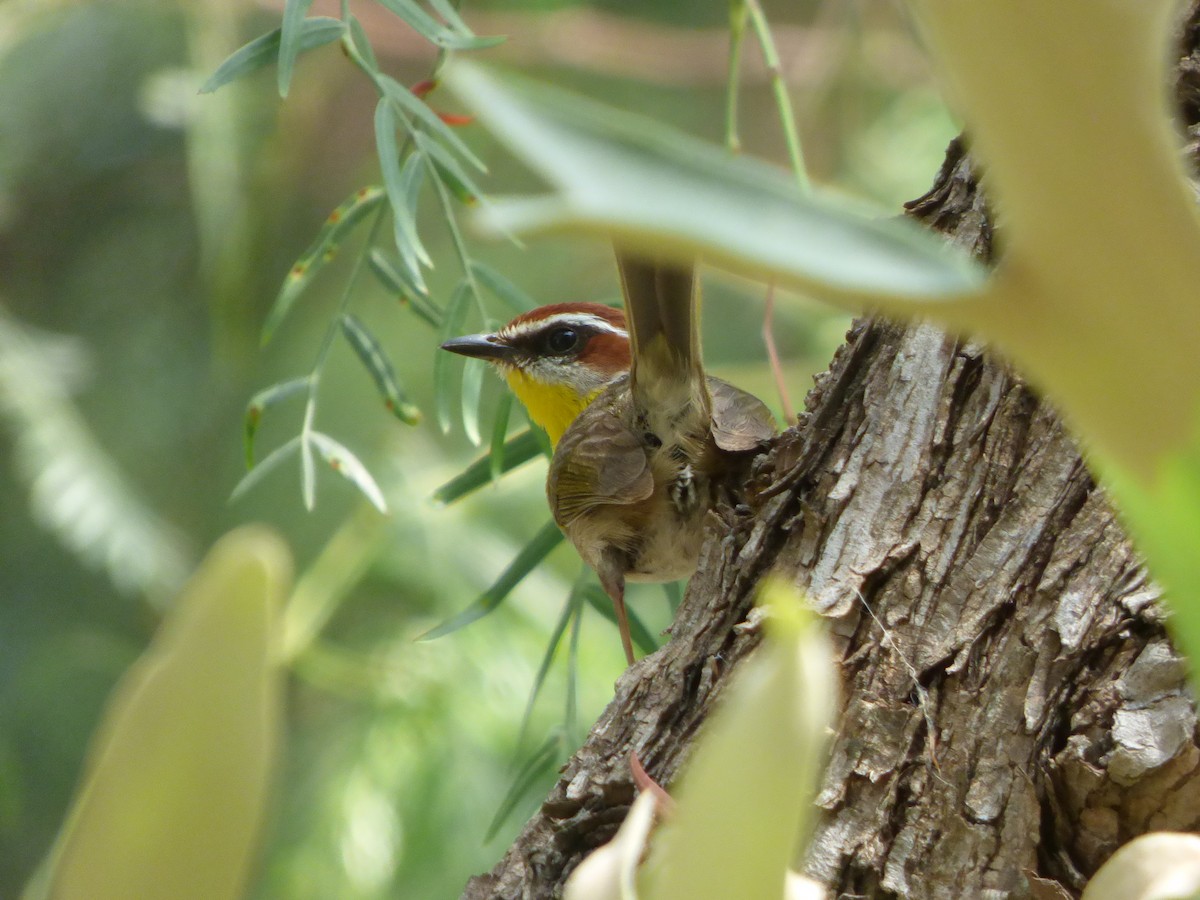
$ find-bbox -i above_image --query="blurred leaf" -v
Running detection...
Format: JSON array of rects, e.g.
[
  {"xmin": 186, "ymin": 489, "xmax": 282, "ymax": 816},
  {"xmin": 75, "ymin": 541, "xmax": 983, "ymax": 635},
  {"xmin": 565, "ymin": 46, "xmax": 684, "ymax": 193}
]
[
  {"xmin": 565, "ymin": 582, "xmax": 583, "ymax": 743},
  {"xmin": 278, "ymin": 0, "xmax": 316, "ymax": 98},
  {"xmin": 376, "ymin": 0, "xmax": 505, "ymax": 50},
  {"xmin": 432, "ymin": 428, "xmax": 544, "ymax": 505},
  {"xmin": 661, "ymin": 580, "xmax": 683, "ymax": 612},
  {"xmin": 1081, "ymin": 832, "xmax": 1200, "ymax": 900},
  {"xmin": 367, "ymin": 249, "xmax": 442, "ymax": 326},
  {"xmin": 444, "ymin": 63, "xmax": 985, "ymax": 305},
  {"xmin": 471, "ymin": 261, "xmax": 537, "ymax": 314},
  {"xmin": 340, "ymin": 314, "xmax": 421, "ymax": 424},
  {"xmin": 426, "ymin": 0, "xmax": 477, "ymax": 36},
  {"xmin": 642, "ymin": 580, "xmax": 836, "ymax": 899},
  {"xmin": 380, "ymin": 74, "xmax": 486, "ymax": 174},
  {"xmin": 307, "ymin": 430, "xmax": 388, "ymax": 513},
  {"xmin": 262, "ymin": 186, "xmax": 387, "ymax": 344},
  {"xmin": 433, "ymin": 280, "xmax": 473, "ymax": 433},
  {"xmin": 513, "ymin": 578, "xmax": 582, "ymax": 757},
  {"xmin": 418, "ymin": 519, "xmax": 564, "ymax": 641},
  {"xmin": 244, "ymin": 376, "xmax": 310, "ymax": 468},
  {"xmin": 484, "ymin": 732, "xmax": 562, "ymax": 843},
  {"xmin": 461, "ymin": 357, "xmax": 485, "ymax": 445},
  {"xmin": 345, "ymin": 15, "xmax": 378, "ymax": 73},
  {"xmin": 488, "ymin": 390, "xmax": 513, "ymax": 481},
  {"xmin": 0, "ymin": 310, "xmax": 192, "ymax": 603},
  {"xmin": 200, "ymin": 17, "xmax": 344, "ymax": 94},
  {"xmin": 230, "ymin": 436, "xmax": 301, "ymax": 505},
  {"xmin": 300, "ymin": 433, "xmax": 316, "ymax": 511},
  {"xmin": 33, "ymin": 527, "xmax": 289, "ymax": 900},
  {"xmin": 580, "ymin": 584, "xmax": 657, "ymax": 656}
]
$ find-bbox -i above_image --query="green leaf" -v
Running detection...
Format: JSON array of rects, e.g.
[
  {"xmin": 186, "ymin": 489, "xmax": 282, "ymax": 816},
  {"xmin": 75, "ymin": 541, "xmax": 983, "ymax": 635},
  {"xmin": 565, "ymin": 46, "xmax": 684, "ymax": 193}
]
[
  {"xmin": 300, "ymin": 435, "xmax": 317, "ymax": 511},
  {"xmin": 461, "ymin": 357, "xmax": 485, "ymax": 445},
  {"xmin": 433, "ymin": 280, "xmax": 473, "ymax": 433},
  {"xmin": 36, "ymin": 527, "xmax": 288, "ymax": 900},
  {"xmin": 243, "ymin": 377, "xmax": 310, "ymax": 468},
  {"xmin": 340, "ymin": 314, "xmax": 421, "ymax": 424},
  {"xmin": 367, "ymin": 249, "xmax": 443, "ymax": 327},
  {"xmin": 278, "ymin": 0, "xmax": 316, "ymax": 98},
  {"xmin": 377, "ymin": 0, "xmax": 504, "ymax": 49},
  {"xmin": 200, "ymin": 17, "xmax": 344, "ymax": 94},
  {"xmin": 262, "ymin": 186, "xmax": 387, "ymax": 344},
  {"xmin": 425, "ymin": 0, "xmax": 475, "ymax": 36},
  {"xmin": 418, "ymin": 519, "xmax": 564, "ymax": 641},
  {"xmin": 346, "ymin": 15, "xmax": 378, "ymax": 73},
  {"xmin": 488, "ymin": 390, "xmax": 514, "ymax": 482},
  {"xmin": 642, "ymin": 580, "xmax": 836, "ymax": 899},
  {"xmin": 375, "ymin": 99, "xmax": 432, "ymax": 294},
  {"xmin": 432, "ymin": 429, "xmax": 544, "ymax": 505},
  {"xmin": 416, "ymin": 131, "xmax": 484, "ymax": 205},
  {"xmin": 581, "ymin": 584, "xmax": 657, "ymax": 656},
  {"xmin": 307, "ymin": 430, "xmax": 388, "ymax": 513},
  {"xmin": 444, "ymin": 62, "xmax": 985, "ymax": 304},
  {"xmin": 471, "ymin": 261, "xmax": 537, "ymax": 314},
  {"xmin": 380, "ymin": 74, "xmax": 486, "ymax": 174},
  {"xmin": 484, "ymin": 733, "xmax": 562, "ymax": 843},
  {"xmin": 513, "ymin": 584, "xmax": 580, "ymax": 758},
  {"xmin": 230, "ymin": 436, "xmax": 302, "ymax": 504}
]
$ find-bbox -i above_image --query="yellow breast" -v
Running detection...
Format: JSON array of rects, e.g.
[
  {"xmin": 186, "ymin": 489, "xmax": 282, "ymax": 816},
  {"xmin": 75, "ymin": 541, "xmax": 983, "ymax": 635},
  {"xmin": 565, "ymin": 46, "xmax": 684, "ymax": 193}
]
[{"xmin": 505, "ymin": 370, "xmax": 599, "ymax": 446}]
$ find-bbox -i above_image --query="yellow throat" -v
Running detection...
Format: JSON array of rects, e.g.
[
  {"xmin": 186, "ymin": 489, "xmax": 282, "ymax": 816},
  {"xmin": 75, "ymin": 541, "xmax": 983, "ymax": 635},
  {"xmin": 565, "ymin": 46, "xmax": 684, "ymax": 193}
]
[{"xmin": 504, "ymin": 369, "xmax": 603, "ymax": 447}]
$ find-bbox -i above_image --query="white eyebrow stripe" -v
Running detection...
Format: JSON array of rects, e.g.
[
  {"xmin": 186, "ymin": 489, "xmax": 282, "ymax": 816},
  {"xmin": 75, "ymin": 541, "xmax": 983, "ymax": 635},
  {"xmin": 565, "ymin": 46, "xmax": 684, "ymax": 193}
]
[{"xmin": 500, "ymin": 313, "xmax": 627, "ymax": 340}]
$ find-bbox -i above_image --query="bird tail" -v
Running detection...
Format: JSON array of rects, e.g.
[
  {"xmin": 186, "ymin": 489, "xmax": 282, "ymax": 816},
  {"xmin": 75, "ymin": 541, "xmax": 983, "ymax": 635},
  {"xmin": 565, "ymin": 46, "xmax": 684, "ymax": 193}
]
[{"xmin": 615, "ymin": 251, "xmax": 706, "ymax": 413}]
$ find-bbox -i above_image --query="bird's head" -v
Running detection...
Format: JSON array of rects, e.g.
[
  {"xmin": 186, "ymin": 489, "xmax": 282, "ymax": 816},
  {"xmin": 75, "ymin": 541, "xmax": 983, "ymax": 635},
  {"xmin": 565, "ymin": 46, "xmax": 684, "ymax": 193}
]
[{"xmin": 441, "ymin": 302, "xmax": 631, "ymax": 445}]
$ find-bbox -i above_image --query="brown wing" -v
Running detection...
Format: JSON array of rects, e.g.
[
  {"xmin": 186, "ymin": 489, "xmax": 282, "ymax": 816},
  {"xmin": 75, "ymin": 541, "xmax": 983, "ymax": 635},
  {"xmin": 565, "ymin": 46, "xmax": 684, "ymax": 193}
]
[
  {"xmin": 707, "ymin": 376, "xmax": 777, "ymax": 452},
  {"xmin": 548, "ymin": 401, "xmax": 654, "ymax": 528}
]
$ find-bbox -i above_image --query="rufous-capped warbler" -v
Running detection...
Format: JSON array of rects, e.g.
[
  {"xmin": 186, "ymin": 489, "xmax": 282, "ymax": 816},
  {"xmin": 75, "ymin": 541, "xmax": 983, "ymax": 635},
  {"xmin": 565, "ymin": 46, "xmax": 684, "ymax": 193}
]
[{"xmin": 441, "ymin": 253, "xmax": 776, "ymax": 665}]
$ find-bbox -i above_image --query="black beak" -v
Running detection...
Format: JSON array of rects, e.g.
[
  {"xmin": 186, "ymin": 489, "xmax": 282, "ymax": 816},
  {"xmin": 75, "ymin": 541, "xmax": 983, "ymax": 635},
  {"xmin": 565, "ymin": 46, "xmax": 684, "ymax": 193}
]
[{"xmin": 439, "ymin": 333, "xmax": 513, "ymax": 362}]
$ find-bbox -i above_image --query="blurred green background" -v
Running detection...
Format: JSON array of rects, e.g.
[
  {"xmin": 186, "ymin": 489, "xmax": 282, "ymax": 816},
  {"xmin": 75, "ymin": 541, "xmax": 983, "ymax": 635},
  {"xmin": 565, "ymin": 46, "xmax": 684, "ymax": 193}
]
[{"xmin": 0, "ymin": 0, "xmax": 953, "ymax": 896}]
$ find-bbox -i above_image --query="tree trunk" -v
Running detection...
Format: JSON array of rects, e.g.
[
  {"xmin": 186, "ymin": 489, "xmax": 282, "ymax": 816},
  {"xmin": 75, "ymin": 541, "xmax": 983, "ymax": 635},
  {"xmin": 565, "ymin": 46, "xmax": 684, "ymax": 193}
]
[{"xmin": 463, "ymin": 9, "xmax": 1200, "ymax": 898}]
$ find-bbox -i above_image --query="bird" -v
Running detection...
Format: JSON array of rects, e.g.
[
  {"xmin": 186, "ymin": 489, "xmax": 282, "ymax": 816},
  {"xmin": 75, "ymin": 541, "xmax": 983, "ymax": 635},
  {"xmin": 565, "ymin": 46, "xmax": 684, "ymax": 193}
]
[{"xmin": 441, "ymin": 253, "xmax": 776, "ymax": 665}]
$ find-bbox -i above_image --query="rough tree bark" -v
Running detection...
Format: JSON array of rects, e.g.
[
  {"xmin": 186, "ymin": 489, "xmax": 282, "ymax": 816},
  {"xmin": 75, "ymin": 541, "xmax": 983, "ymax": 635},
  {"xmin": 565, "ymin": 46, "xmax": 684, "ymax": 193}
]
[{"xmin": 463, "ymin": 8, "xmax": 1200, "ymax": 899}]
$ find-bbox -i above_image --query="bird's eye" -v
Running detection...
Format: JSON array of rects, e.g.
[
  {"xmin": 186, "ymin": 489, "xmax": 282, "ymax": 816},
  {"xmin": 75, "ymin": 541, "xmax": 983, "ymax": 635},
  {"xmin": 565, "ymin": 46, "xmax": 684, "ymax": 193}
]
[{"xmin": 545, "ymin": 327, "xmax": 580, "ymax": 355}]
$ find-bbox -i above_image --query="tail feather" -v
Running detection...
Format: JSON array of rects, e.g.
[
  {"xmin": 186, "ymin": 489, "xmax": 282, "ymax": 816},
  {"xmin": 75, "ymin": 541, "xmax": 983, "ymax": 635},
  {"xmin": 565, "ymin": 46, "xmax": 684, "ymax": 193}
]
[{"xmin": 615, "ymin": 252, "xmax": 704, "ymax": 409}]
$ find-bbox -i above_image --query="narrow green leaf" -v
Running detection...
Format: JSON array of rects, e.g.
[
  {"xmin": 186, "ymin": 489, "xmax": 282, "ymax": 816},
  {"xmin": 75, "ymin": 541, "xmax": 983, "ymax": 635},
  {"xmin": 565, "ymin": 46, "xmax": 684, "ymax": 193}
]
[
  {"xmin": 308, "ymin": 430, "xmax": 388, "ymax": 513},
  {"xmin": 461, "ymin": 357, "xmax": 485, "ymax": 445},
  {"xmin": 375, "ymin": 99, "xmax": 433, "ymax": 290},
  {"xmin": 581, "ymin": 584, "xmax": 657, "ymax": 655},
  {"xmin": 262, "ymin": 186, "xmax": 387, "ymax": 344},
  {"xmin": 244, "ymin": 377, "xmax": 310, "ymax": 468},
  {"xmin": 514, "ymin": 585, "xmax": 579, "ymax": 758},
  {"xmin": 471, "ymin": 261, "xmax": 537, "ymax": 314},
  {"xmin": 380, "ymin": 74, "xmax": 487, "ymax": 173},
  {"xmin": 377, "ymin": 0, "xmax": 504, "ymax": 49},
  {"xmin": 488, "ymin": 390, "xmax": 513, "ymax": 481},
  {"xmin": 662, "ymin": 580, "xmax": 684, "ymax": 612},
  {"xmin": 418, "ymin": 519, "xmax": 564, "ymax": 640},
  {"xmin": 200, "ymin": 18, "xmax": 344, "ymax": 94},
  {"xmin": 433, "ymin": 280, "xmax": 473, "ymax": 433},
  {"xmin": 37, "ymin": 528, "xmax": 288, "ymax": 900},
  {"xmin": 367, "ymin": 249, "xmax": 443, "ymax": 327},
  {"xmin": 444, "ymin": 62, "xmax": 985, "ymax": 304},
  {"xmin": 432, "ymin": 429, "xmax": 544, "ymax": 505},
  {"xmin": 565, "ymin": 583, "xmax": 583, "ymax": 744},
  {"xmin": 346, "ymin": 15, "xmax": 378, "ymax": 72},
  {"xmin": 278, "ymin": 0, "xmax": 316, "ymax": 98},
  {"xmin": 415, "ymin": 131, "xmax": 484, "ymax": 205},
  {"xmin": 425, "ymin": 0, "xmax": 474, "ymax": 35},
  {"xmin": 300, "ymin": 435, "xmax": 316, "ymax": 511},
  {"xmin": 230, "ymin": 436, "xmax": 302, "ymax": 504},
  {"xmin": 484, "ymin": 733, "xmax": 562, "ymax": 842},
  {"xmin": 397, "ymin": 152, "xmax": 433, "ymax": 289},
  {"xmin": 340, "ymin": 314, "xmax": 421, "ymax": 424}
]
